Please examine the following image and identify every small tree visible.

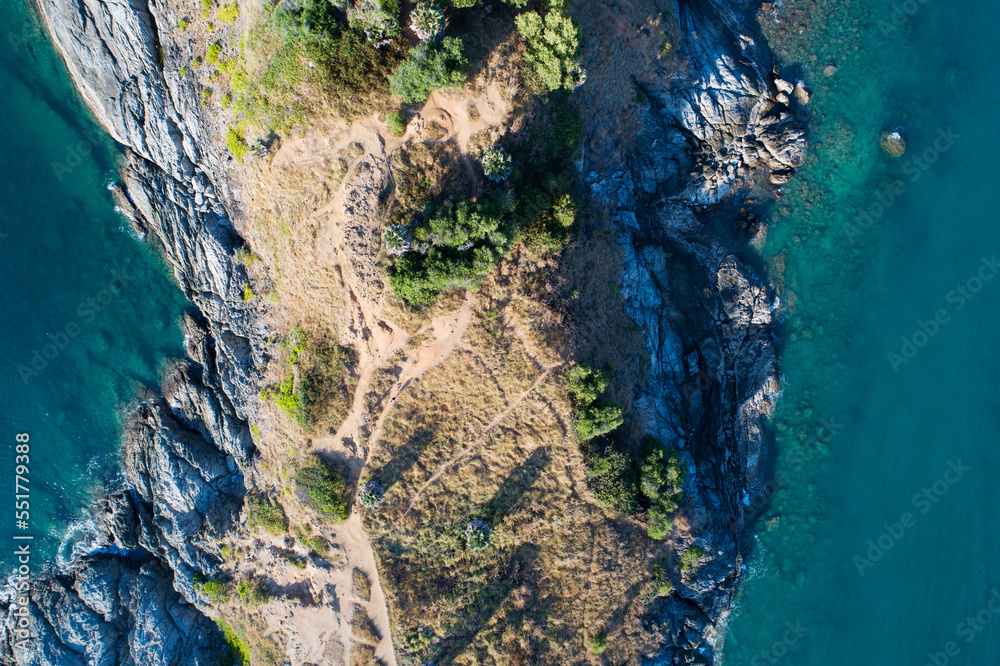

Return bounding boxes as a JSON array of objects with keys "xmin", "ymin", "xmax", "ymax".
[
  {"xmin": 411, "ymin": 2, "xmax": 446, "ymax": 41},
  {"xmin": 465, "ymin": 520, "xmax": 491, "ymax": 550},
  {"xmin": 358, "ymin": 480, "xmax": 385, "ymax": 508},
  {"xmin": 296, "ymin": 455, "xmax": 350, "ymax": 521},
  {"xmin": 515, "ymin": 4, "xmax": 586, "ymax": 92},
  {"xmin": 481, "ymin": 146, "xmax": 512, "ymax": 182}
]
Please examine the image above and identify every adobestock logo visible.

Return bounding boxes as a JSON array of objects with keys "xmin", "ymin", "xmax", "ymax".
[
  {"xmin": 853, "ymin": 459, "xmax": 969, "ymax": 576},
  {"xmin": 923, "ymin": 588, "xmax": 1000, "ymax": 666},
  {"xmin": 749, "ymin": 620, "xmax": 810, "ymax": 666},
  {"xmin": 888, "ymin": 255, "xmax": 999, "ymax": 372},
  {"xmin": 16, "ymin": 269, "xmax": 136, "ymax": 384},
  {"xmin": 878, "ymin": 0, "xmax": 932, "ymax": 38},
  {"xmin": 845, "ymin": 127, "xmax": 960, "ymax": 244}
]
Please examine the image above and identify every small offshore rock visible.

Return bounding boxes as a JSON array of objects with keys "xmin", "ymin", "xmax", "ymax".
[
  {"xmin": 880, "ymin": 130, "xmax": 906, "ymax": 157},
  {"xmin": 823, "ymin": 64, "xmax": 839, "ymax": 77},
  {"xmin": 776, "ymin": 92, "xmax": 790, "ymax": 105},
  {"xmin": 793, "ymin": 81, "xmax": 810, "ymax": 105},
  {"xmin": 774, "ymin": 77, "xmax": 794, "ymax": 94}
]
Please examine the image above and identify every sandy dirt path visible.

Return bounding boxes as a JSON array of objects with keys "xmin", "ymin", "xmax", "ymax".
[{"xmin": 265, "ymin": 85, "xmax": 508, "ymax": 665}]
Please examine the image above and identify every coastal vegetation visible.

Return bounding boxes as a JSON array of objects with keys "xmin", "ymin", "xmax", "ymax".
[
  {"xmin": 295, "ymin": 454, "xmax": 350, "ymax": 521},
  {"xmin": 246, "ymin": 495, "xmax": 288, "ymax": 535}
]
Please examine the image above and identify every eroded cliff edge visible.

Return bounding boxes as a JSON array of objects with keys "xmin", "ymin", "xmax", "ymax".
[
  {"xmin": 575, "ymin": 0, "xmax": 805, "ymax": 659},
  {"xmin": 1, "ymin": 0, "xmax": 805, "ymax": 663},
  {"xmin": 2, "ymin": 0, "xmax": 264, "ymax": 663}
]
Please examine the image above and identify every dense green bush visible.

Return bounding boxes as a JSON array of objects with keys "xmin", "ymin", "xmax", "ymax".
[
  {"xmin": 679, "ymin": 545, "xmax": 705, "ymax": 575},
  {"xmin": 567, "ymin": 364, "xmax": 624, "ymax": 441},
  {"xmin": 515, "ymin": 2, "xmax": 585, "ymax": 92},
  {"xmin": 226, "ymin": 127, "xmax": 249, "ymax": 160},
  {"xmin": 199, "ymin": 579, "xmax": 230, "ymax": 604},
  {"xmin": 296, "ymin": 455, "xmax": 350, "ymax": 521},
  {"xmin": 585, "ymin": 448, "xmax": 638, "ymax": 513},
  {"xmin": 247, "ymin": 495, "xmax": 288, "ymax": 534},
  {"xmin": 641, "ymin": 439, "xmax": 686, "ymax": 539},
  {"xmin": 389, "ymin": 36, "xmax": 467, "ymax": 103},
  {"xmin": 236, "ymin": 578, "xmax": 269, "ymax": 605},
  {"xmin": 217, "ymin": 619, "xmax": 250, "ymax": 666},
  {"xmin": 386, "ymin": 110, "xmax": 406, "ymax": 136},
  {"xmin": 218, "ymin": 2, "xmax": 240, "ymax": 24},
  {"xmin": 389, "ymin": 198, "xmax": 512, "ymax": 306}
]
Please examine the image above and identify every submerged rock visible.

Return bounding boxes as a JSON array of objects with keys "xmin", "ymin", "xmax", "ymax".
[{"xmin": 880, "ymin": 129, "xmax": 907, "ymax": 157}]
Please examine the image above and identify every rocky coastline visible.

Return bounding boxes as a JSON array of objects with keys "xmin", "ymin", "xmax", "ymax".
[{"xmin": 1, "ymin": 0, "xmax": 805, "ymax": 664}]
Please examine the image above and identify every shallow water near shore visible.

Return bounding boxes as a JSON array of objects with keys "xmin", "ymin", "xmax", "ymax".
[
  {"xmin": 0, "ymin": 2, "xmax": 189, "ymax": 570},
  {"xmin": 724, "ymin": 0, "xmax": 1000, "ymax": 663}
]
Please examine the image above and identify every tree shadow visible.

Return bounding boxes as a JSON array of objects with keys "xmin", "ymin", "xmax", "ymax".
[
  {"xmin": 374, "ymin": 426, "xmax": 437, "ymax": 494},
  {"xmin": 480, "ymin": 446, "xmax": 551, "ymax": 523},
  {"xmin": 434, "ymin": 542, "xmax": 541, "ymax": 665}
]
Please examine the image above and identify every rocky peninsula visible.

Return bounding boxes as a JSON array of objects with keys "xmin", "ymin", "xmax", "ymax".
[{"xmin": 1, "ymin": 0, "xmax": 805, "ymax": 664}]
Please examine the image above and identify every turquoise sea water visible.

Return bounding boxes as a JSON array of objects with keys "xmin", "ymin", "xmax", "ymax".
[
  {"xmin": 0, "ymin": 2, "xmax": 189, "ymax": 569},
  {"xmin": 724, "ymin": 0, "xmax": 1000, "ymax": 663}
]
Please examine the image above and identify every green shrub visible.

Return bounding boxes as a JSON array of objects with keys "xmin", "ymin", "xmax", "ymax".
[
  {"xmin": 207, "ymin": 42, "xmax": 223, "ymax": 63},
  {"xmin": 296, "ymin": 455, "xmax": 350, "ymax": 521},
  {"xmin": 202, "ymin": 0, "xmax": 215, "ymax": 9},
  {"xmin": 221, "ymin": 92, "xmax": 233, "ymax": 108},
  {"xmin": 179, "ymin": 66, "xmax": 188, "ymax": 76},
  {"xmin": 679, "ymin": 545, "xmax": 705, "ymax": 575},
  {"xmin": 586, "ymin": 448, "xmax": 638, "ymax": 513},
  {"xmin": 446, "ymin": 0, "xmax": 479, "ymax": 6},
  {"xmin": 386, "ymin": 110, "xmax": 406, "ymax": 136},
  {"xmin": 402, "ymin": 626, "xmax": 433, "ymax": 653},
  {"xmin": 389, "ymin": 198, "xmax": 512, "ymax": 307},
  {"xmin": 192, "ymin": 56, "xmax": 203, "ymax": 68},
  {"xmin": 304, "ymin": 535, "xmax": 330, "ymax": 556},
  {"xmin": 247, "ymin": 495, "xmax": 288, "ymax": 534},
  {"xmin": 226, "ymin": 127, "xmax": 249, "ymax": 160},
  {"xmin": 358, "ymin": 480, "xmax": 385, "ymax": 508},
  {"xmin": 567, "ymin": 364, "xmax": 624, "ymax": 441},
  {"xmin": 216, "ymin": 619, "xmax": 250, "ymax": 666},
  {"xmin": 589, "ymin": 635, "xmax": 607, "ymax": 655},
  {"xmin": 236, "ymin": 578, "xmax": 269, "ymax": 605},
  {"xmin": 481, "ymin": 146, "xmax": 512, "ymax": 182},
  {"xmin": 465, "ymin": 519, "xmax": 491, "ymax": 550},
  {"xmin": 218, "ymin": 2, "xmax": 240, "ymax": 25},
  {"xmin": 410, "ymin": 2, "xmax": 446, "ymax": 41},
  {"xmin": 201, "ymin": 89, "xmax": 213, "ymax": 106},
  {"xmin": 515, "ymin": 4, "xmax": 585, "ymax": 92},
  {"xmin": 652, "ymin": 562, "xmax": 674, "ymax": 596},
  {"xmin": 641, "ymin": 437, "xmax": 686, "ymax": 540},
  {"xmin": 178, "ymin": 17, "xmax": 191, "ymax": 31},
  {"xmin": 199, "ymin": 579, "xmax": 229, "ymax": 604},
  {"xmin": 389, "ymin": 36, "xmax": 467, "ymax": 103}
]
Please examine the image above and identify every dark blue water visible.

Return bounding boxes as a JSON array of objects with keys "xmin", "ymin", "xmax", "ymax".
[
  {"xmin": 0, "ymin": 2, "xmax": 189, "ymax": 569},
  {"xmin": 725, "ymin": 0, "xmax": 1000, "ymax": 663}
]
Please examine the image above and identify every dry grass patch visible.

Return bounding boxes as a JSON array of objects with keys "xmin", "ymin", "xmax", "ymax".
[
  {"xmin": 352, "ymin": 568, "xmax": 372, "ymax": 602},
  {"xmin": 361, "ymin": 308, "xmax": 660, "ymax": 665},
  {"xmin": 351, "ymin": 607, "xmax": 382, "ymax": 646}
]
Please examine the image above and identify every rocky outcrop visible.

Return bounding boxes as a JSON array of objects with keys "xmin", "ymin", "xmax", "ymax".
[
  {"xmin": 1, "ymin": 0, "xmax": 263, "ymax": 663},
  {"xmin": 576, "ymin": 0, "xmax": 806, "ymax": 662}
]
